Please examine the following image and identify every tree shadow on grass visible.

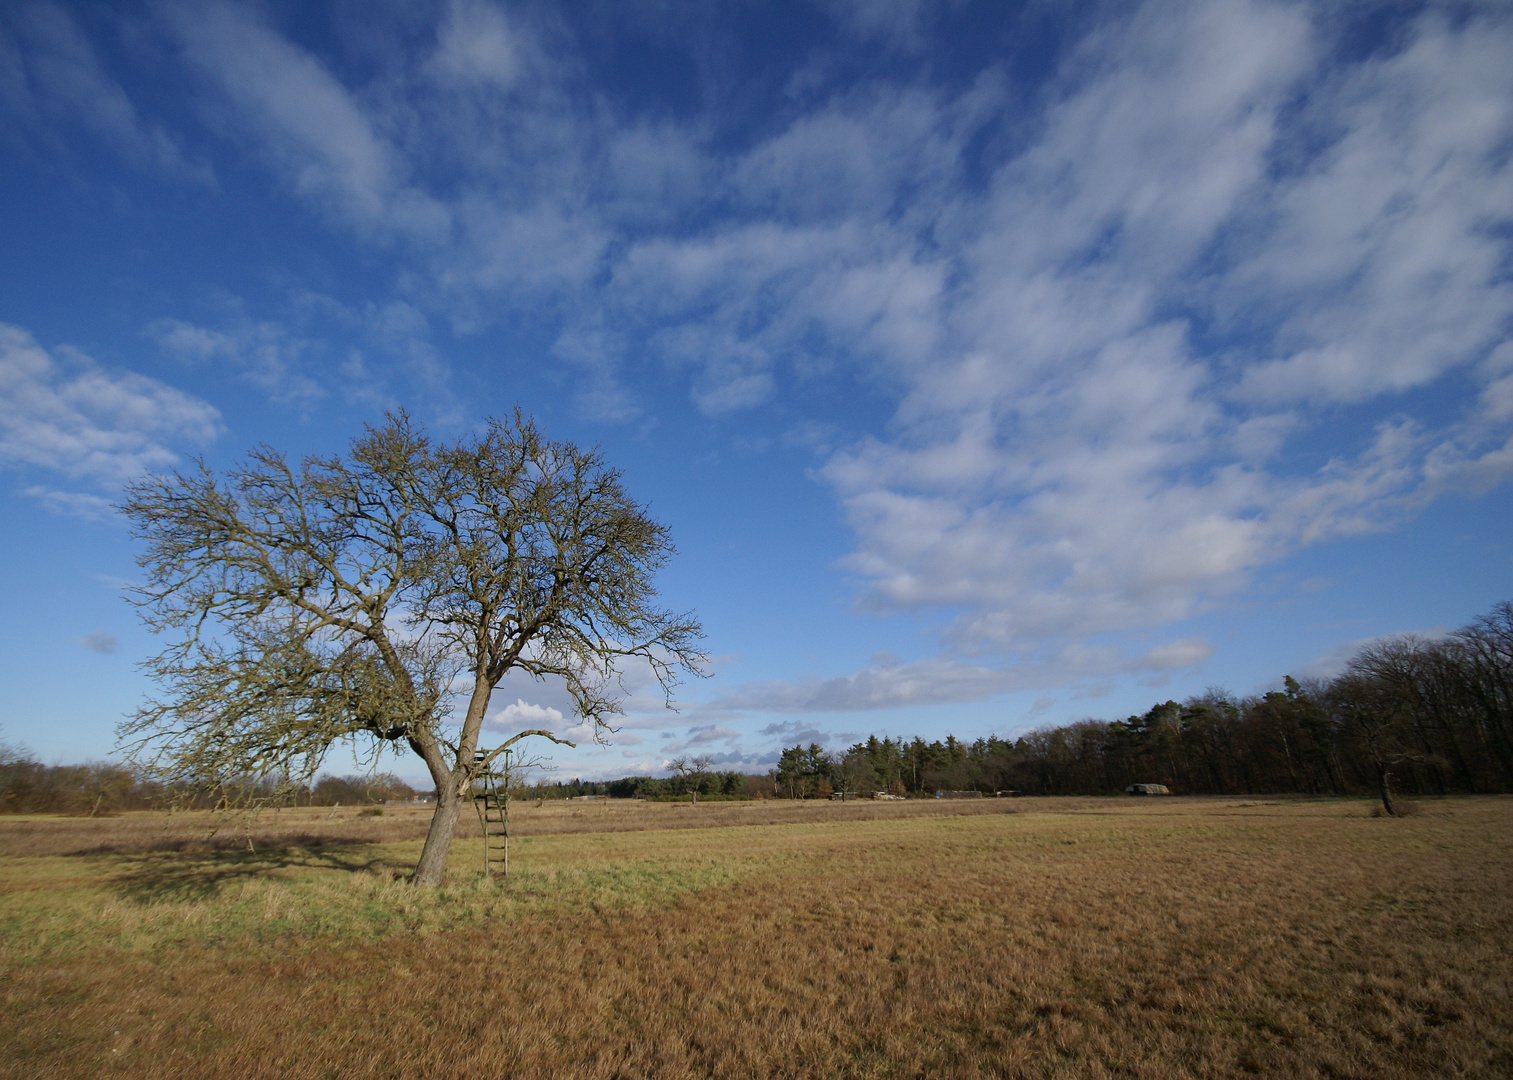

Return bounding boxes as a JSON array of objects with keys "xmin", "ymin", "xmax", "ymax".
[
  {"xmin": 69, "ymin": 828, "xmax": 396, "ymax": 857},
  {"xmin": 90, "ymin": 842, "xmax": 396, "ymax": 904}
]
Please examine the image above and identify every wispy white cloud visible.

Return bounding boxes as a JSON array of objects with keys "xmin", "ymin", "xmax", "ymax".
[
  {"xmin": 162, "ymin": 0, "xmax": 448, "ymax": 239},
  {"xmin": 145, "ymin": 291, "xmax": 457, "ymax": 414},
  {"xmin": 1231, "ymin": 12, "xmax": 1513, "ymax": 405},
  {"xmin": 680, "ymin": 636, "xmax": 1212, "ymax": 717},
  {"xmin": 23, "ymin": 485, "xmax": 114, "ymax": 521},
  {"xmin": 822, "ymin": 0, "xmax": 934, "ymax": 51},
  {"xmin": 814, "ymin": 0, "xmax": 1513, "ymax": 656},
  {"xmin": 0, "ymin": 322, "xmax": 221, "ymax": 496},
  {"xmin": 147, "ymin": 316, "xmax": 325, "ymax": 407},
  {"xmin": 0, "ymin": 2, "xmax": 209, "ymax": 179},
  {"xmin": 428, "ymin": 0, "xmax": 526, "ymax": 91},
  {"xmin": 415, "ymin": 0, "xmax": 1510, "ymax": 701}
]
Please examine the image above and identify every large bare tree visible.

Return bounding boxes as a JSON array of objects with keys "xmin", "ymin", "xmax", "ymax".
[{"xmin": 119, "ymin": 412, "xmax": 704, "ymax": 885}]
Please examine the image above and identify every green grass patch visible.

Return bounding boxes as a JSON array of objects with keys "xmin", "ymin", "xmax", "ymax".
[{"xmin": 0, "ymin": 832, "xmax": 759, "ymax": 964}]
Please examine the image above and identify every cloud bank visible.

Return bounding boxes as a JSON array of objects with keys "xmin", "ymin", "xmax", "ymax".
[
  {"xmin": 6, "ymin": 0, "xmax": 1510, "ymax": 719},
  {"xmin": 129, "ymin": 0, "xmax": 1512, "ymax": 663}
]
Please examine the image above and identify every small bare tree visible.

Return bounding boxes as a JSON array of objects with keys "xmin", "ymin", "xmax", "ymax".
[
  {"xmin": 665, "ymin": 753, "xmax": 713, "ymax": 803},
  {"xmin": 1332, "ymin": 640, "xmax": 1443, "ymax": 817},
  {"xmin": 690, "ymin": 753, "xmax": 713, "ymax": 804},
  {"xmin": 119, "ymin": 412, "xmax": 704, "ymax": 885}
]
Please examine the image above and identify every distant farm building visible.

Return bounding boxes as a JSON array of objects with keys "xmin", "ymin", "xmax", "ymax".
[{"xmin": 1125, "ymin": 783, "xmax": 1171, "ymax": 796}]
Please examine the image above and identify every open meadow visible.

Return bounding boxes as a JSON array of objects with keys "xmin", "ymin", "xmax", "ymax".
[{"xmin": 1, "ymin": 796, "xmax": 1510, "ymax": 1079}]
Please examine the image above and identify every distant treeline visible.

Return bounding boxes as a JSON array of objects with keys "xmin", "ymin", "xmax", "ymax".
[
  {"xmin": 0, "ymin": 757, "xmax": 151, "ymax": 816},
  {"xmin": 0, "ymin": 752, "xmax": 420, "ymax": 815},
  {"xmin": 522, "ymin": 771, "xmax": 757, "ymax": 801},
  {"xmin": 777, "ymin": 601, "xmax": 1513, "ymax": 805}
]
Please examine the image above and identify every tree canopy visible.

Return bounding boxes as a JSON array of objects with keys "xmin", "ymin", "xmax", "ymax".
[{"xmin": 119, "ymin": 412, "xmax": 704, "ymax": 883}]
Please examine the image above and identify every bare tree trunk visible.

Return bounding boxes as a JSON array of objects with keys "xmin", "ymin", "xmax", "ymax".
[
  {"xmin": 410, "ymin": 676, "xmax": 493, "ymax": 887},
  {"xmin": 1280, "ymin": 733, "xmax": 1301, "ymax": 791},
  {"xmin": 1375, "ymin": 760, "xmax": 1397, "ymax": 817},
  {"xmin": 413, "ymin": 781, "xmax": 465, "ymax": 885}
]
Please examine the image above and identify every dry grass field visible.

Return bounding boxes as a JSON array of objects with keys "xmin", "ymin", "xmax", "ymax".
[{"xmin": 1, "ymin": 796, "xmax": 1509, "ymax": 1079}]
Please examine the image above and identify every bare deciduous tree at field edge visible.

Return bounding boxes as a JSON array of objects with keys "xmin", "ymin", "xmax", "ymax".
[
  {"xmin": 119, "ymin": 411, "xmax": 705, "ymax": 885},
  {"xmin": 1332, "ymin": 642, "xmax": 1444, "ymax": 817}
]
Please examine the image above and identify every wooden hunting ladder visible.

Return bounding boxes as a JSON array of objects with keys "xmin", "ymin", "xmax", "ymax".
[{"xmin": 472, "ymin": 750, "xmax": 511, "ymax": 880}]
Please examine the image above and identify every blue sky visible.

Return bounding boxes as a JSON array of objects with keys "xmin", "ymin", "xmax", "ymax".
[{"xmin": 1, "ymin": 0, "xmax": 1510, "ymax": 784}]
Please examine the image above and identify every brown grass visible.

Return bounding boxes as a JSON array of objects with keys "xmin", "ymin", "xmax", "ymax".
[
  {"xmin": 0, "ymin": 795, "xmax": 1094, "ymax": 857},
  {"xmin": 2, "ymin": 796, "xmax": 1510, "ymax": 1078}
]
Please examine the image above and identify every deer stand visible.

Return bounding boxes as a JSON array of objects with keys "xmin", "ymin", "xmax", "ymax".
[{"xmin": 472, "ymin": 751, "xmax": 511, "ymax": 881}]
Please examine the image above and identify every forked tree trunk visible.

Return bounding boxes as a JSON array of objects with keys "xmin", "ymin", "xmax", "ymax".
[{"xmin": 413, "ymin": 781, "xmax": 466, "ymax": 886}]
